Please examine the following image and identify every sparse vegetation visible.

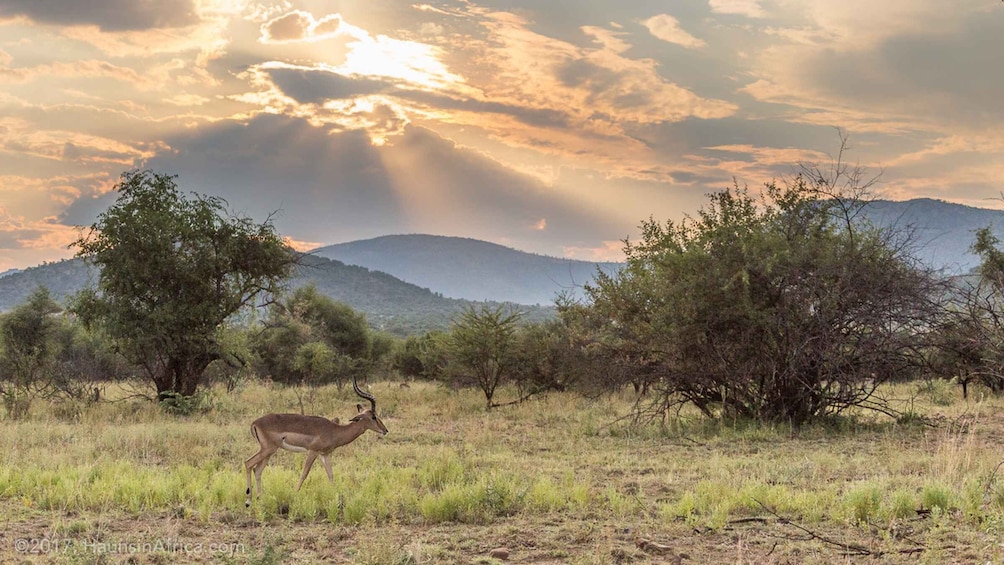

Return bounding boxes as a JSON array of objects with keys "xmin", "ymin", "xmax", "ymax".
[
  {"xmin": 9, "ymin": 163, "xmax": 1004, "ymax": 563},
  {"xmin": 3, "ymin": 380, "xmax": 1004, "ymax": 562}
]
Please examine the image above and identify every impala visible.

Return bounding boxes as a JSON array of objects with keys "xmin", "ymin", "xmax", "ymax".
[{"xmin": 244, "ymin": 377, "xmax": 388, "ymax": 507}]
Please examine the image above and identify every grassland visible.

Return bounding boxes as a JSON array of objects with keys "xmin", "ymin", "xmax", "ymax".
[{"xmin": 2, "ymin": 379, "xmax": 1004, "ymax": 564}]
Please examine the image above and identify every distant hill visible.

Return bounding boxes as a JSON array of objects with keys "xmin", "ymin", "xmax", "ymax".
[
  {"xmin": 0, "ymin": 255, "xmax": 553, "ymax": 336},
  {"xmin": 860, "ymin": 199, "xmax": 1004, "ymax": 273},
  {"xmin": 0, "ymin": 260, "xmax": 99, "ymax": 308},
  {"xmin": 293, "ymin": 254, "xmax": 553, "ymax": 334},
  {"xmin": 312, "ymin": 234, "xmax": 621, "ymax": 305},
  {"xmin": 2, "ymin": 198, "xmax": 1003, "ymax": 330}
]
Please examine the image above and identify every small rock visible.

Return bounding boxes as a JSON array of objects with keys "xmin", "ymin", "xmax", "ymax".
[
  {"xmin": 635, "ymin": 537, "xmax": 673, "ymax": 554},
  {"xmin": 489, "ymin": 547, "xmax": 510, "ymax": 560}
]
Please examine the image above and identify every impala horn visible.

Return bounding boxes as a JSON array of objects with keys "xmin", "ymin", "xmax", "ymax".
[{"xmin": 353, "ymin": 376, "xmax": 377, "ymax": 414}]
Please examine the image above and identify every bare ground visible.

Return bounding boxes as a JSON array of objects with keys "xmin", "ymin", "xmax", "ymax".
[{"xmin": 2, "ymin": 500, "xmax": 996, "ymax": 564}]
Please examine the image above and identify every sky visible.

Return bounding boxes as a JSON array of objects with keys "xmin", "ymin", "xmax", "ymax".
[{"xmin": 0, "ymin": 0, "xmax": 1002, "ymax": 271}]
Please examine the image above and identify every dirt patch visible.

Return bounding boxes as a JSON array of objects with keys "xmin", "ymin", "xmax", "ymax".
[{"xmin": 1, "ymin": 501, "xmax": 993, "ymax": 564}]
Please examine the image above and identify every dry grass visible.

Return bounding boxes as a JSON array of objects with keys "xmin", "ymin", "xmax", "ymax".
[{"xmin": 3, "ymin": 379, "xmax": 1004, "ymax": 563}]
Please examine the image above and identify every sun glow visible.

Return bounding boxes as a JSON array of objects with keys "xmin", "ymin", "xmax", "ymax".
[{"xmin": 337, "ymin": 22, "xmax": 464, "ymax": 91}]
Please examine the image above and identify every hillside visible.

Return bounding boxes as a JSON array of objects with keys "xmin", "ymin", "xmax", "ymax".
[
  {"xmin": 0, "ymin": 259, "xmax": 99, "ymax": 308},
  {"xmin": 2, "ymin": 198, "xmax": 1003, "ymax": 329},
  {"xmin": 292, "ymin": 254, "xmax": 554, "ymax": 334},
  {"xmin": 860, "ymin": 198, "xmax": 1004, "ymax": 273},
  {"xmin": 312, "ymin": 234, "xmax": 621, "ymax": 305},
  {"xmin": 0, "ymin": 256, "xmax": 553, "ymax": 336}
]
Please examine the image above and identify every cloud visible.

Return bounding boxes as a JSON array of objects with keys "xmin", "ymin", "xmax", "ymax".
[
  {"xmin": 0, "ymin": 117, "xmax": 154, "ymax": 171},
  {"xmin": 563, "ymin": 240, "xmax": 625, "ymax": 262},
  {"xmin": 709, "ymin": 0, "xmax": 767, "ymax": 18},
  {"xmin": 0, "ymin": 0, "xmax": 198, "ymax": 31},
  {"xmin": 400, "ymin": 9, "xmax": 739, "ymax": 182},
  {"xmin": 262, "ymin": 65, "xmax": 394, "ymax": 103},
  {"xmin": 0, "ymin": 57, "xmax": 155, "ymax": 88},
  {"xmin": 259, "ymin": 10, "xmax": 343, "ymax": 43},
  {"xmin": 741, "ymin": 4, "xmax": 1004, "ymax": 133},
  {"xmin": 140, "ymin": 114, "xmax": 626, "ymax": 257},
  {"xmin": 0, "ymin": 173, "xmax": 108, "ymax": 270},
  {"xmin": 643, "ymin": 14, "xmax": 706, "ymax": 49}
]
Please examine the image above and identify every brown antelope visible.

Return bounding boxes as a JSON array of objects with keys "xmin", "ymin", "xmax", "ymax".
[{"xmin": 244, "ymin": 376, "xmax": 388, "ymax": 507}]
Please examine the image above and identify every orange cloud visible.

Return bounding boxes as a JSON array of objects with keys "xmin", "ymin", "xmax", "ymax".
[
  {"xmin": 563, "ymin": 240, "xmax": 625, "ymax": 262},
  {"xmin": 259, "ymin": 10, "xmax": 343, "ymax": 43},
  {"xmin": 643, "ymin": 14, "xmax": 706, "ymax": 49}
]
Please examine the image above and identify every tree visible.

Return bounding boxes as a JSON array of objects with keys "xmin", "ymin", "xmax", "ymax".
[
  {"xmin": 391, "ymin": 331, "xmax": 451, "ymax": 381},
  {"xmin": 253, "ymin": 285, "xmax": 371, "ymax": 389},
  {"xmin": 72, "ymin": 170, "xmax": 296, "ymax": 401},
  {"xmin": 581, "ymin": 175, "xmax": 944, "ymax": 425},
  {"xmin": 936, "ymin": 227, "xmax": 1004, "ymax": 397},
  {"xmin": 0, "ymin": 287, "xmax": 62, "ymax": 418},
  {"xmin": 509, "ymin": 319, "xmax": 595, "ymax": 399},
  {"xmin": 448, "ymin": 305, "xmax": 521, "ymax": 409}
]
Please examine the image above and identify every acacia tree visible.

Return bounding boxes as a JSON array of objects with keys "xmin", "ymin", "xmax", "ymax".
[
  {"xmin": 72, "ymin": 170, "xmax": 295, "ymax": 400},
  {"xmin": 933, "ymin": 227, "xmax": 1004, "ymax": 397},
  {"xmin": 253, "ymin": 285, "xmax": 372, "ymax": 389},
  {"xmin": 582, "ymin": 175, "xmax": 945, "ymax": 425},
  {"xmin": 448, "ymin": 305, "xmax": 521, "ymax": 409}
]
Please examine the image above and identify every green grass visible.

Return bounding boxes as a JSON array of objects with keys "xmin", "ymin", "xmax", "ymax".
[{"xmin": 4, "ymin": 379, "xmax": 1004, "ymax": 562}]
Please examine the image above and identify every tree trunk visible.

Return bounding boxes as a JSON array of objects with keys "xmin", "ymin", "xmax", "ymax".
[{"xmin": 153, "ymin": 354, "xmax": 213, "ymax": 400}]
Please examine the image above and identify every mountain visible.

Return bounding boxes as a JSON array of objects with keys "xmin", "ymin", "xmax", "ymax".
[
  {"xmin": 1, "ymin": 198, "xmax": 1002, "ymax": 331},
  {"xmin": 859, "ymin": 199, "xmax": 1004, "ymax": 273},
  {"xmin": 312, "ymin": 234, "xmax": 621, "ymax": 305},
  {"xmin": 0, "ymin": 255, "xmax": 553, "ymax": 335},
  {"xmin": 292, "ymin": 254, "xmax": 553, "ymax": 334},
  {"xmin": 0, "ymin": 259, "xmax": 99, "ymax": 308}
]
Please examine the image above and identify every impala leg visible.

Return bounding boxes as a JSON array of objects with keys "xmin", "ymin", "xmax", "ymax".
[
  {"xmin": 295, "ymin": 451, "xmax": 319, "ymax": 491},
  {"xmin": 245, "ymin": 448, "xmax": 271, "ymax": 507},
  {"xmin": 254, "ymin": 453, "xmax": 273, "ymax": 499},
  {"xmin": 245, "ymin": 457, "xmax": 255, "ymax": 507},
  {"xmin": 321, "ymin": 454, "xmax": 334, "ymax": 483}
]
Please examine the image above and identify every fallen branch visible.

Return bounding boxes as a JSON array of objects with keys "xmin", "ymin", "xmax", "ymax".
[{"xmin": 751, "ymin": 498, "xmax": 953, "ymax": 558}]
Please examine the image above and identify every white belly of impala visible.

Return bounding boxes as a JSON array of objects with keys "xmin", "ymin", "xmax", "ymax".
[{"xmin": 280, "ymin": 437, "xmax": 308, "ymax": 452}]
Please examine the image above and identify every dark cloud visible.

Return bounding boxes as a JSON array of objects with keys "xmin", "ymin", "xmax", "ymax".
[
  {"xmin": 137, "ymin": 114, "xmax": 621, "ymax": 253},
  {"xmin": 799, "ymin": 13, "xmax": 1004, "ymax": 127},
  {"xmin": 59, "ymin": 190, "xmax": 118, "ymax": 228},
  {"xmin": 0, "ymin": 0, "xmax": 199, "ymax": 31},
  {"xmin": 260, "ymin": 11, "xmax": 341, "ymax": 43},
  {"xmin": 260, "ymin": 11, "xmax": 311, "ymax": 42},
  {"xmin": 667, "ymin": 170, "xmax": 723, "ymax": 185},
  {"xmin": 264, "ymin": 67, "xmax": 393, "ymax": 103},
  {"xmin": 0, "ymin": 230, "xmax": 42, "ymax": 250},
  {"xmin": 144, "ymin": 114, "xmax": 402, "ymax": 244},
  {"xmin": 399, "ymin": 90, "xmax": 573, "ymax": 129},
  {"xmin": 260, "ymin": 65, "xmax": 573, "ymax": 129},
  {"xmin": 556, "ymin": 59, "xmax": 618, "ymax": 91}
]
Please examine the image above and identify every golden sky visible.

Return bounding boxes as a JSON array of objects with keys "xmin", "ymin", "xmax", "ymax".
[{"xmin": 0, "ymin": 0, "xmax": 1002, "ymax": 271}]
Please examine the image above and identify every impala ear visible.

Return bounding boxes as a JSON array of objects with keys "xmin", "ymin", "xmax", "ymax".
[{"xmin": 356, "ymin": 403, "xmax": 363, "ymax": 413}]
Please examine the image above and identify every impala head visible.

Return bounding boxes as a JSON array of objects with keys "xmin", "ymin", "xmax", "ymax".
[{"xmin": 352, "ymin": 376, "xmax": 388, "ymax": 436}]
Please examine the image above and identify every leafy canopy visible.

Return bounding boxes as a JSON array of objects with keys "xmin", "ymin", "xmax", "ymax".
[
  {"xmin": 253, "ymin": 284, "xmax": 372, "ymax": 388},
  {"xmin": 582, "ymin": 176, "xmax": 942, "ymax": 425},
  {"xmin": 72, "ymin": 170, "xmax": 296, "ymax": 398}
]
